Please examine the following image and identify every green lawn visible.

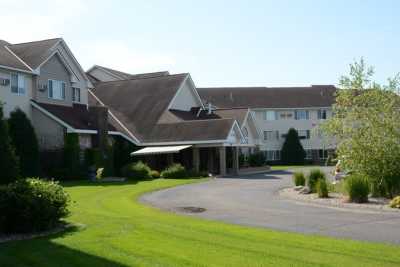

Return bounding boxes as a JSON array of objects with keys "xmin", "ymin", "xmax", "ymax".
[
  {"xmin": 1, "ymin": 179, "xmax": 399, "ymax": 267},
  {"xmin": 270, "ymin": 165, "xmax": 314, "ymax": 171}
]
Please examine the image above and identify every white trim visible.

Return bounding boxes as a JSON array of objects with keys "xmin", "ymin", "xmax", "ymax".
[
  {"xmin": 88, "ymin": 89, "xmax": 140, "ymax": 144},
  {"xmin": 108, "ymin": 131, "xmax": 137, "ymax": 144},
  {"xmin": 187, "ymin": 74, "xmax": 205, "ymax": 109},
  {"xmin": 4, "ymin": 46, "xmax": 34, "ymax": 72},
  {"xmin": 31, "ymin": 100, "xmax": 74, "ymax": 131},
  {"xmin": 47, "ymin": 79, "xmax": 66, "ymax": 100},
  {"xmin": 0, "ymin": 64, "xmax": 35, "ymax": 75},
  {"xmin": 9, "ymin": 72, "xmax": 26, "ymax": 96},
  {"xmin": 247, "ymin": 109, "xmax": 262, "ymax": 139},
  {"xmin": 68, "ymin": 129, "xmax": 97, "ymax": 134},
  {"xmin": 166, "ymin": 74, "xmax": 204, "ymax": 111},
  {"xmin": 226, "ymin": 120, "xmax": 246, "ymax": 144}
]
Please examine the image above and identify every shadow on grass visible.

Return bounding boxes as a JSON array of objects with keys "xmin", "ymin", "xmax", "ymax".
[
  {"xmin": 61, "ymin": 179, "xmax": 139, "ymax": 188},
  {"xmin": 0, "ymin": 225, "xmax": 129, "ymax": 267}
]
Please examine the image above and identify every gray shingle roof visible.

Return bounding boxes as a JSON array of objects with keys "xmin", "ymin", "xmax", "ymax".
[
  {"xmin": 90, "ymin": 73, "xmax": 189, "ymax": 141},
  {"xmin": 0, "ymin": 41, "xmax": 31, "ymax": 71},
  {"xmin": 93, "ymin": 65, "xmax": 170, "ymax": 80},
  {"xmin": 197, "ymin": 85, "xmax": 337, "ymax": 109},
  {"xmin": 90, "ymin": 73, "xmax": 237, "ymax": 144},
  {"xmin": 7, "ymin": 38, "xmax": 61, "ymax": 69}
]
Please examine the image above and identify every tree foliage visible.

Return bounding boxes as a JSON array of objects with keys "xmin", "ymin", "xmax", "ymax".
[
  {"xmin": 0, "ymin": 105, "xmax": 20, "ymax": 184},
  {"xmin": 8, "ymin": 108, "xmax": 40, "ymax": 177},
  {"xmin": 63, "ymin": 133, "xmax": 81, "ymax": 179},
  {"xmin": 281, "ymin": 128, "xmax": 306, "ymax": 165},
  {"xmin": 321, "ymin": 58, "xmax": 400, "ymax": 197}
]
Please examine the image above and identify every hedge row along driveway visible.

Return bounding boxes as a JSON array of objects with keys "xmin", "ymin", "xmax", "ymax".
[{"xmin": 1, "ymin": 178, "xmax": 399, "ymax": 267}]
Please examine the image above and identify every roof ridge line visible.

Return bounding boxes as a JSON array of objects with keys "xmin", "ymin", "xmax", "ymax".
[
  {"xmin": 95, "ymin": 73, "xmax": 188, "ymax": 84},
  {"xmin": 10, "ymin": 37, "xmax": 62, "ymax": 46}
]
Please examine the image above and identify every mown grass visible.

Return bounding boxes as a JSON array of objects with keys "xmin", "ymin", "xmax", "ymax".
[{"xmin": 1, "ymin": 178, "xmax": 399, "ymax": 267}]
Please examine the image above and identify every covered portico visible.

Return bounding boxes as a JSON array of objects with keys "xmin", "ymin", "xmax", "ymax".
[{"xmin": 131, "ymin": 143, "xmax": 251, "ymax": 176}]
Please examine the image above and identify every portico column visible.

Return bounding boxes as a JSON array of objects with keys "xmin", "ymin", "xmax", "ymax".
[
  {"xmin": 192, "ymin": 147, "xmax": 200, "ymax": 172},
  {"xmin": 232, "ymin": 146, "xmax": 239, "ymax": 175},
  {"xmin": 207, "ymin": 148, "xmax": 214, "ymax": 173},
  {"xmin": 219, "ymin": 147, "xmax": 226, "ymax": 176},
  {"xmin": 167, "ymin": 153, "xmax": 174, "ymax": 166}
]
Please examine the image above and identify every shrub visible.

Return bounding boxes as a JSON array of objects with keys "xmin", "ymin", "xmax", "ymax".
[
  {"xmin": 389, "ymin": 196, "xmax": 400, "ymax": 209},
  {"xmin": 293, "ymin": 172, "xmax": 306, "ymax": 186},
  {"xmin": 63, "ymin": 133, "xmax": 81, "ymax": 180},
  {"xmin": 150, "ymin": 170, "xmax": 160, "ymax": 179},
  {"xmin": 248, "ymin": 152, "xmax": 266, "ymax": 167},
  {"xmin": 281, "ymin": 128, "xmax": 306, "ymax": 165},
  {"xmin": 161, "ymin": 164, "xmax": 187, "ymax": 179},
  {"xmin": 8, "ymin": 108, "xmax": 40, "ymax": 177},
  {"xmin": 0, "ymin": 178, "xmax": 70, "ymax": 233},
  {"xmin": 344, "ymin": 174, "xmax": 370, "ymax": 203},
  {"xmin": 121, "ymin": 161, "xmax": 152, "ymax": 180},
  {"xmin": 113, "ymin": 137, "xmax": 138, "ymax": 176},
  {"xmin": 316, "ymin": 179, "xmax": 329, "ymax": 198},
  {"xmin": 307, "ymin": 169, "xmax": 326, "ymax": 193},
  {"xmin": 0, "ymin": 105, "xmax": 20, "ymax": 184}
]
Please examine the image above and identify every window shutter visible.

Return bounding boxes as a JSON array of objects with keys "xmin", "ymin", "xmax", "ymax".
[
  {"xmin": 48, "ymin": 80, "xmax": 53, "ymax": 98},
  {"xmin": 18, "ymin": 74, "xmax": 25, "ymax": 94},
  {"xmin": 62, "ymin": 83, "xmax": 66, "ymax": 99}
]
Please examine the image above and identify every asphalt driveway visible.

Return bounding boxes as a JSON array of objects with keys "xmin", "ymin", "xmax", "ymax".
[{"xmin": 141, "ymin": 167, "xmax": 400, "ymax": 244}]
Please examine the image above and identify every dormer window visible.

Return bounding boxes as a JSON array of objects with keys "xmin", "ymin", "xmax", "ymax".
[
  {"xmin": 48, "ymin": 80, "xmax": 65, "ymax": 100},
  {"xmin": 11, "ymin": 73, "xmax": 25, "ymax": 95},
  {"xmin": 72, "ymin": 87, "xmax": 81, "ymax": 103}
]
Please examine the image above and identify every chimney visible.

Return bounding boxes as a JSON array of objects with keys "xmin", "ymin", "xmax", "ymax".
[{"xmin": 89, "ymin": 106, "xmax": 109, "ymax": 153}]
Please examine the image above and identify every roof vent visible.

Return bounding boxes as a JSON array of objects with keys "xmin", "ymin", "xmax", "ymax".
[{"xmin": 205, "ymin": 102, "xmax": 216, "ymax": 115}]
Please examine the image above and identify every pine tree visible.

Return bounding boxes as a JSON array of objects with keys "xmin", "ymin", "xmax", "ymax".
[
  {"xmin": 281, "ymin": 128, "xmax": 306, "ymax": 165},
  {"xmin": 8, "ymin": 108, "xmax": 40, "ymax": 177},
  {"xmin": 0, "ymin": 105, "xmax": 20, "ymax": 184}
]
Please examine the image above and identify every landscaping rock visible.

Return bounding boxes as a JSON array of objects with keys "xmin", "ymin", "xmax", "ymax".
[{"xmin": 299, "ymin": 187, "xmax": 312, "ymax": 194}]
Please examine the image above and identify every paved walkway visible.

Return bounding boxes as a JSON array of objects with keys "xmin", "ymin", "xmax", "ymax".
[{"xmin": 141, "ymin": 167, "xmax": 400, "ymax": 244}]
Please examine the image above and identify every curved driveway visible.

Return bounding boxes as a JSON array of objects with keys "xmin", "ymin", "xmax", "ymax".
[{"xmin": 141, "ymin": 168, "xmax": 400, "ymax": 244}]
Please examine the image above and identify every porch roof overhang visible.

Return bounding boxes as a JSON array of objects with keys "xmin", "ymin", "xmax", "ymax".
[{"xmin": 131, "ymin": 145, "xmax": 192, "ymax": 156}]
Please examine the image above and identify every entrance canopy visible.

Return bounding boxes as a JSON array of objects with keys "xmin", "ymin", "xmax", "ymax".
[{"xmin": 131, "ymin": 145, "xmax": 192, "ymax": 156}]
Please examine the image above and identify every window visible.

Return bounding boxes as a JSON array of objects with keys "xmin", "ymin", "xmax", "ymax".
[
  {"xmin": 10, "ymin": 73, "xmax": 25, "ymax": 95},
  {"xmin": 48, "ymin": 80, "xmax": 66, "ymax": 100},
  {"xmin": 264, "ymin": 110, "xmax": 277, "ymax": 121},
  {"xmin": 318, "ymin": 109, "xmax": 327, "ymax": 120},
  {"xmin": 264, "ymin": 130, "xmax": 279, "ymax": 141},
  {"xmin": 319, "ymin": 149, "xmax": 328, "ymax": 159},
  {"xmin": 298, "ymin": 130, "xmax": 311, "ymax": 139},
  {"xmin": 279, "ymin": 112, "xmax": 293, "ymax": 119},
  {"xmin": 72, "ymin": 87, "xmax": 81, "ymax": 103},
  {"xmin": 265, "ymin": 150, "xmax": 281, "ymax": 161},
  {"xmin": 305, "ymin": 149, "xmax": 312, "ymax": 159},
  {"xmin": 295, "ymin": 110, "xmax": 309, "ymax": 120}
]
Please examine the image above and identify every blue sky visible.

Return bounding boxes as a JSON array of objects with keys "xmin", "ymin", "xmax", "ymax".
[{"xmin": 1, "ymin": 0, "xmax": 399, "ymax": 87}]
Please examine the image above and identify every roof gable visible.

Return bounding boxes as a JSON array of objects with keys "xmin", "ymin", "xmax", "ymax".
[{"xmin": 8, "ymin": 38, "xmax": 61, "ymax": 70}]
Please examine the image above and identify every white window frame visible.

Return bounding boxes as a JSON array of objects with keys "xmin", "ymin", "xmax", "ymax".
[
  {"xmin": 48, "ymin": 79, "xmax": 66, "ymax": 100},
  {"xmin": 263, "ymin": 130, "xmax": 279, "ymax": 141},
  {"xmin": 318, "ymin": 109, "xmax": 327, "ymax": 120},
  {"xmin": 72, "ymin": 87, "xmax": 81, "ymax": 103},
  {"xmin": 305, "ymin": 149, "xmax": 312, "ymax": 159},
  {"xmin": 264, "ymin": 110, "xmax": 277, "ymax": 121},
  {"xmin": 298, "ymin": 130, "xmax": 311, "ymax": 139},
  {"xmin": 10, "ymin": 73, "xmax": 25, "ymax": 95},
  {"xmin": 295, "ymin": 110, "xmax": 309, "ymax": 120}
]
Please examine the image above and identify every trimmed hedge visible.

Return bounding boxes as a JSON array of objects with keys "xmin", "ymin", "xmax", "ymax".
[
  {"xmin": 150, "ymin": 170, "xmax": 160, "ymax": 179},
  {"xmin": 0, "ymin": 178, "xmax": 70, "ymax": 233},
  {"xmin": 316, "ymin": 179, "xmax": 329, "ymax": 198},
  {"xmin": 121, "ymin": 161, "xmax": 152, "ymax": 180},
  {"xmin": 345, "ymin": 174, "xmax": 370, "ymax": 203},
  {"xmin": 161, "ymin": 164, "xmax": 187, "ymax": 179},
  {"xmin": 307, "ymin": 169, "xmax": 326, "ymax": 193},
  {"xmin": 248, "ymin": 152, "xmax": 266, "ymax": 167},
  {"xmin": 293, "ymin": 172, "xmax": 306, "ymax": 186}
]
